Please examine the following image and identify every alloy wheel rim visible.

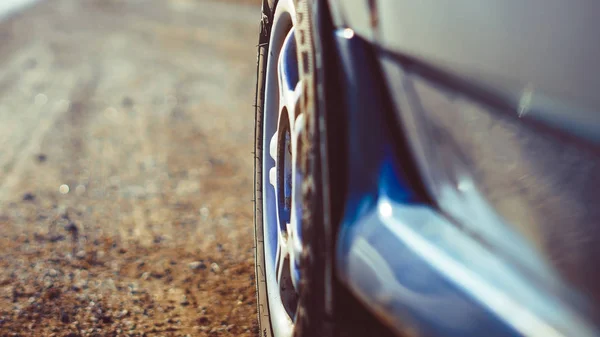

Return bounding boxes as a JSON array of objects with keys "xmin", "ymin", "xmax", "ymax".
[{"xmin": 262, "ymin": 0, "xmax": 305, "ymax": 336}]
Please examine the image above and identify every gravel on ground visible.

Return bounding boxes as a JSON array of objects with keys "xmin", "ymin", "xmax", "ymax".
[{"xmin": 0, "ymin": 0, "xmax": 260, "ymax": 336}]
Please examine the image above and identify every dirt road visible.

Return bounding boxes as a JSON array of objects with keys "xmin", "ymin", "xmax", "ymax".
[{"xmin": 0, "ymin": 0, "xmax": 260, "ymax": 335}]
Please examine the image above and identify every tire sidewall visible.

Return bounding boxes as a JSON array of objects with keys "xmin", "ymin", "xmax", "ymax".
[{"xmin": 254, "ymin": 4, "xmax": 274, "ymax": 335}]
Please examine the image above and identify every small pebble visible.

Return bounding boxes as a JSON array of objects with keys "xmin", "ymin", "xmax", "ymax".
[
  {"xmin": 22, "ymin": 193, "xmax": 35, "ymax": 201},
  {"xmin": 59, "ymin": 184, "xmax": 70, "ymax": 194},
  {"xmin": 122, "ymin": 96, "xmax": 134, "ymax": 108},
  {"xmin": 188, "ymin": 261, "xmax": 206, "ymax": 270},
  {"xmin": 75, "ymin": 250, "xmax": 86, "ymax": 260},
  {"xmin": 60, "ymin": 310, "xmax": 70, "ymax": 324}
]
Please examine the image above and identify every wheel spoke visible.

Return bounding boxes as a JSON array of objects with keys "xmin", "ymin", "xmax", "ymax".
[
  {"xmin": 270, "ymin": 131, "xmax": 278, "ymax": 161},
  {"xmin": 269, "ymin": 166, "xmax": 277, "ymax": 188},
  {"xmin": 275, "ymin": 227, "xmax": 299, "ymax": 316},
  {"xmin": 288, "ymin": 112, "xmax": 304, "ymax": 290},
  {"xmin": 275, "ymin": 236, "xmax": 288, "ymax": 285},
  {"xmin": 278, "ymin": 29, "xmax": 302, "ymax": 128}
]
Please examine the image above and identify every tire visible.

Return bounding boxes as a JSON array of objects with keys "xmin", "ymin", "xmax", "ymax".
[
  {"xmin": 253, "ymin": 0, "xmax": 332, "ymax": 336},
  {"xmin": 253, "ymin": 1, "xmax": 401, "ymax": 336}
]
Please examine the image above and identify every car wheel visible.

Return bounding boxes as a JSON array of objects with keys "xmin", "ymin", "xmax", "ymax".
[{"xmin": 253, "ymin": 0, "xmax": 332, "ymax": 336}]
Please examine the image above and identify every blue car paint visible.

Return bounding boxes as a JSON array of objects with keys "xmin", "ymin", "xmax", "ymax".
[
  {"xmin": 378, "ymin": 53, "xmax": 600, "ymax": 310},
  {"xmin": 332, "ymin": 31, "xmax": 599, "ymax": 337}
]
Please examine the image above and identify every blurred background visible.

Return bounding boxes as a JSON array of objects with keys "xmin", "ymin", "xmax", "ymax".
[{"xmin": 0, "ymin": 0, "xmax": 261, "ymax": 336}]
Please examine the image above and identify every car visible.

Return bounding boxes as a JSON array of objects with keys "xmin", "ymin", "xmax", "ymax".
[{"xmin": 252, "ymin": 1, "xmax": 600, "ymax": 336}]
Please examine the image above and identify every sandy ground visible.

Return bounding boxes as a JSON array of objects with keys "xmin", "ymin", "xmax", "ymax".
[{"xmin": 0, "ymin": 0, "xmax": 261, "ymax": 336}]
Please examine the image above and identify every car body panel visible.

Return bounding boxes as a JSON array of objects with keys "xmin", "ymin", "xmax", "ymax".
[
  {"xmin": 328, "ymin": 0, "xmax": 600, "ymax": 144},
  {"xmin": 379, "ymin": 55, "xmax": 600, "ymax": 310},
  {"xmin": 331, "ymin": 27, "xmax": 600, "ymax": 336}
]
